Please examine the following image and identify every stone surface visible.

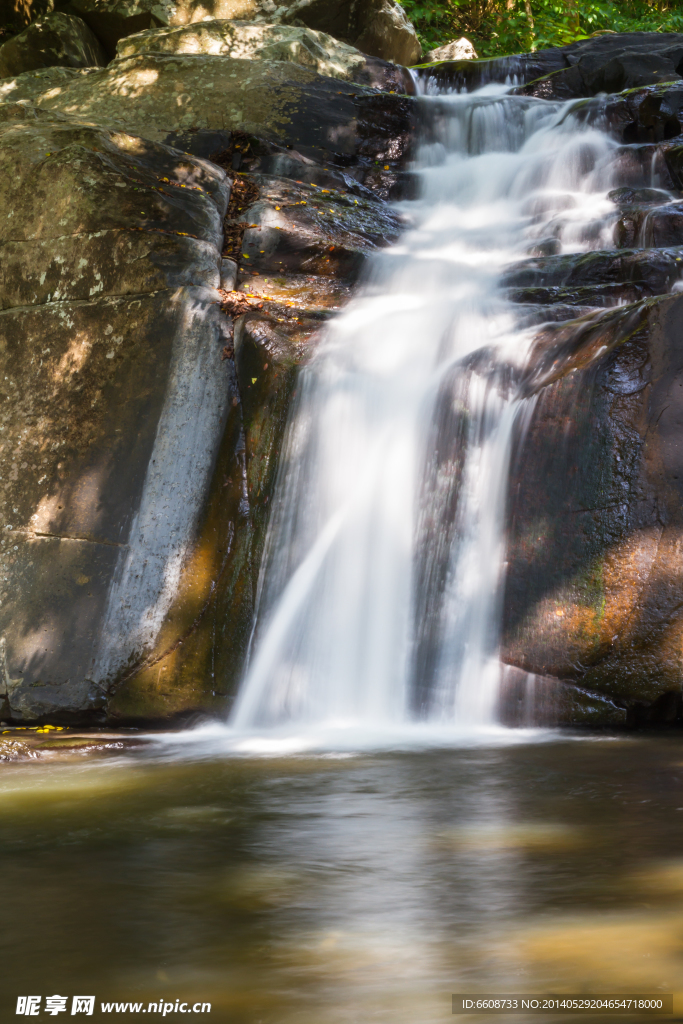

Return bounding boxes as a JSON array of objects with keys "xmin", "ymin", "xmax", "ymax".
[
  {"xmin": 63, "ymin": 0, "xmax": 261, "ymax": 56},
  {"xmin": 115, "ymin": 20, "xmax": 413, "ymax": 91},
  {"xmin": 498, "ymin": 664, "xmax": 628, "ymax": 728},
  {"xmin": 0, "ymin": 12, "xmax": 106, "ymax": 77},
  {"xmin": 0, "ymin": 105, "xmax": 250, "ymax": 723},
  {"xmin": 426, "ymin": 37, "xmax": 477, "ymax": 63},
  {"xmin": 0, "ymin": 54, "xmax": 417, "ymax": 182},
  {"xmin": 417, "ymin": 32, "xmax": 683, "ymax": 98},
  {"xmin": 62, "ymin": 0, "xmax": 421, "ymax": 64},
  {"xmin": 502, "ymin": 292, "xmax": 683, "ymax": 712},
  {"xmin": 225, "ymin": 171, "xmax": 403, "ymax": 280}
]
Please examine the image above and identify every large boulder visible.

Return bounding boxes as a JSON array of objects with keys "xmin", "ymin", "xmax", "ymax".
[
  {"xmin": 0, "ymin": 10, "xmax": 105, "ymax": 76},
  {"xmin": 0, "ymin": 103, "xmax": 248, "ymax": 723},
  {"xmin": 426, "ymin": 37, "xmax": 477, "ymax": 62},
  {"xmin": 64, "ymin": 0, "xmax": 261, "ymax": 56},
  {"xmin": 62, "ymin": 0, "xmax": 421, "ymax": 64},
  {"xmin": 0, "ymin": 12, "xmax": 106, "ymax": 77},
  {"xmin": 115, "ymin": 20, "xmax": 414, "ymax": 91},
  {"xmin": 0, "ymin": 54, "xmax": 417, "ymax": 181},
  {"xmin": 501, "ymin": 293, "xmax": 683, "ymax": 723}
]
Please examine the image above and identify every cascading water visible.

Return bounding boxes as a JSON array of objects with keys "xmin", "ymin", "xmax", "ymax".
[{"xmin": 225, "ymin": 81, "xmax": 647, "ymax": 745}]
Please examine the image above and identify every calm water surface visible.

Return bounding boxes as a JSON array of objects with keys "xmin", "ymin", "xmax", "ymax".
[{"xmin": 2, "ymin": 735, "xmax": 683, "ymax": 1022}]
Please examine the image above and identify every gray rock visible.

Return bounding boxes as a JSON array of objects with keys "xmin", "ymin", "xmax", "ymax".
[
  {"xmin": 0, "ymin": 104, "xmax": 251, "ymax": 724},
  {"xmin": 0, "ymin": 12, "xmax": 106, "ymax": 78},
  {"xmin": 0, "ymin": 55, "xmax": 417, "ymax": 178},
  {"xmin": 115, "ymin": 19, "xmax": 409, "ymax": 88},
  {"xmin": 63, "ymin": 0, "xmax": 421, "ymax": 64},
  {"xmin": 426, "ymin": 37, "xmax": 477, "ymax": 62},
  {"xmin": 220, "ymin": 257, "xmax": 238, "ymax": 291}
]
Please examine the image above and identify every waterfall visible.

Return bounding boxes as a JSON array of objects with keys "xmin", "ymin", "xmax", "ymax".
[{"xmin": 228, "ymin": 83, "xmax": 624, "ymax": 740}]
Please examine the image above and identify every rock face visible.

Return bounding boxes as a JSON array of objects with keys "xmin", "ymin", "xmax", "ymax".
[
  {"xmin": 0, "ymin": 12, "xmax": 106, "ymax": 77},
  {"xmin": 115, "ymin": 20, "xmax": 413, "ymax": 90},
  {"xmin": 63, "ymin": 0, "xmax": 260, "ymax": 56},
  {"xmin": 502, "ymin": 294, "xmax": 683, "ymax": 726},
  {"xmin": 0, "ymin": 104, "xmax": 243, "ymax": 722}
]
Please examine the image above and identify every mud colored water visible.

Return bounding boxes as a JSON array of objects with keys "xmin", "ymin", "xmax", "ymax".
[{"xmin": 2, "ymin": 736, "xmax": 683, "ymax": 1022}]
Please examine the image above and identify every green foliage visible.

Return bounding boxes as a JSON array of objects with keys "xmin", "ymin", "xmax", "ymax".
[{"xmin": 398, "ymin": 0, "xmax": 683, "ymax": 59}]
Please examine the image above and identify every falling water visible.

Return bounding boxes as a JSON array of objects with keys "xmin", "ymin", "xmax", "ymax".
[{"xmin": 228, "ymin": 82, "xmax": 639, "ymax": 741}]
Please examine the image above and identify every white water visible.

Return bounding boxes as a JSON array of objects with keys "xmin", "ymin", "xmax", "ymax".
[{"xmin": 218, "ymin": 84, "xmax": 645, "ymax": 750}]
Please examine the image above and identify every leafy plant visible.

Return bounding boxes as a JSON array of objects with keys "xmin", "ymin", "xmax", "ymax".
[{"xmin": 398, "ymin": 0, "xmax": 683, "ymax": 59}]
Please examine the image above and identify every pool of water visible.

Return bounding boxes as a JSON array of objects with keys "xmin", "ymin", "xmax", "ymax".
[{"xmin": 2, "ymin": 734, "xmax": 683, "ymax": 1021}]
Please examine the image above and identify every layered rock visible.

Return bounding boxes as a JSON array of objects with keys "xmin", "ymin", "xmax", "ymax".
[{"xmin": 0, "ymin": 11, "xmax": 105, "ymax": 77}]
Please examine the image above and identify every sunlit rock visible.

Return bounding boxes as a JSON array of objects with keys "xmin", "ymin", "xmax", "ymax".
[
  {"xmin": 115, "ymin": 20, "xmax": 413, "ymax": 91},
  {"xmin": 426, "ymin": 37, "xmax": 477, "ymax": 63},
  {"xmin": 64, "ymin": 0, "xmax": 421, "ymax": 65},
  {"xmin": 0, "ymin": 105, "xmax": 254, "ymax": 724},
  {"xmin": 0, "ymin": 54, "xmax": 417, "ymax": 175},
  {"xmin": 65, "ymin": 0, "xmax": 262, "ymax": 56}
]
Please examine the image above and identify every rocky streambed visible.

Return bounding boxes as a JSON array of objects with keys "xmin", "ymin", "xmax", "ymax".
[{"xmin": 3, "ymin": 11, "xmax": 683, "ymax": 729}]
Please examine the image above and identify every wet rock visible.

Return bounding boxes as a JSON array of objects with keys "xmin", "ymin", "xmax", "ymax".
[
  {"xmin": 0, "ymin": 105, "xmax": 258, "ymax": 724},
  {"xmin": 0, "ymin": 12, "xmax": 106, "ymax": 77},
  {"xmin": 223, "ymin": 172, "xmax": 403, "ymax": 280},
  {"xmin": 612, "ymin": 199, "xmax": 683, "ymax": 250},
  {"xmin": 502, "ymin": 291, "xmax": 683, "ymax": 708},
  {"xmin": 115, "ymin": 20, "xmax": 413, "ymax": 92},
  {"xmin": 502, "ymin": 247, "xmax": 683, "ymax": 299},
  {"xmin": 421, "ymin": 33, "xmax": 683, "ymax": 98},
  {"xmin": 498, "ymin": 664, "xmax": 628, "ymax": 728},
  {"xmin": 0, "ymin": 55, "xmax": 417, "ymax": 179}
]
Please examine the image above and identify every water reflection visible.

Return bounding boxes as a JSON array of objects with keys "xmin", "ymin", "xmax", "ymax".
[{"xmin": 0, "ymin": 737, "xmax": 682, "ymax": 1021}]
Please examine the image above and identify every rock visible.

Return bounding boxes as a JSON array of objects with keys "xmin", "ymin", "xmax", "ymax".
[
  {"xmin": 65, "ymin": 0, "xmax": 421, "ymax": 64},
  {"xmin": 221, "ymin": 171, "xmax": 403, "ymax": 281},
  {"xmin": 426, "ymin": 37, "xmax": 477, "ymax": 63},
  {"xmin": 418, "ymin": 33, "xmax": 683, "ymax": 99},
  {"xmin": 350, "ymin": 0, "xmax": 421, "ymax": 66},
  {"xmin": 498, "ymin": 664, "xmax": 628, "ymax": 727},
  {"xmin": 0, "ymin": 105, "xmax": 256, "ymax": 724},
  {"xmin": 502, "ymin": 292, "xmax": 683, "ymax": 711},
  {"xmin": 220, "ymin": 257, "xmax": 238, "ymax": 291},
  {"xmin": 0, "ymin": 12, "xmax": 106, "ymax": 77},
  {"xmin": 64, "ymin": 0, "xmax": 262, "ymax": 57},
  {"xmin": 115, "ymin": 20, "xmax": 414, "ymax": 91},
  {"xmin": 503, "ymin": 247, "xmax": 683, "ymax": 308},
  {"xmin": 0, "ymin": 55, "xmax": 417, "ymax": 184}
]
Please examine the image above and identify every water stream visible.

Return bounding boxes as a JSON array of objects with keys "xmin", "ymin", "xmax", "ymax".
[{"xmin": 229, "ymin": 84, "xmax": 626, "ymax": 743}]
